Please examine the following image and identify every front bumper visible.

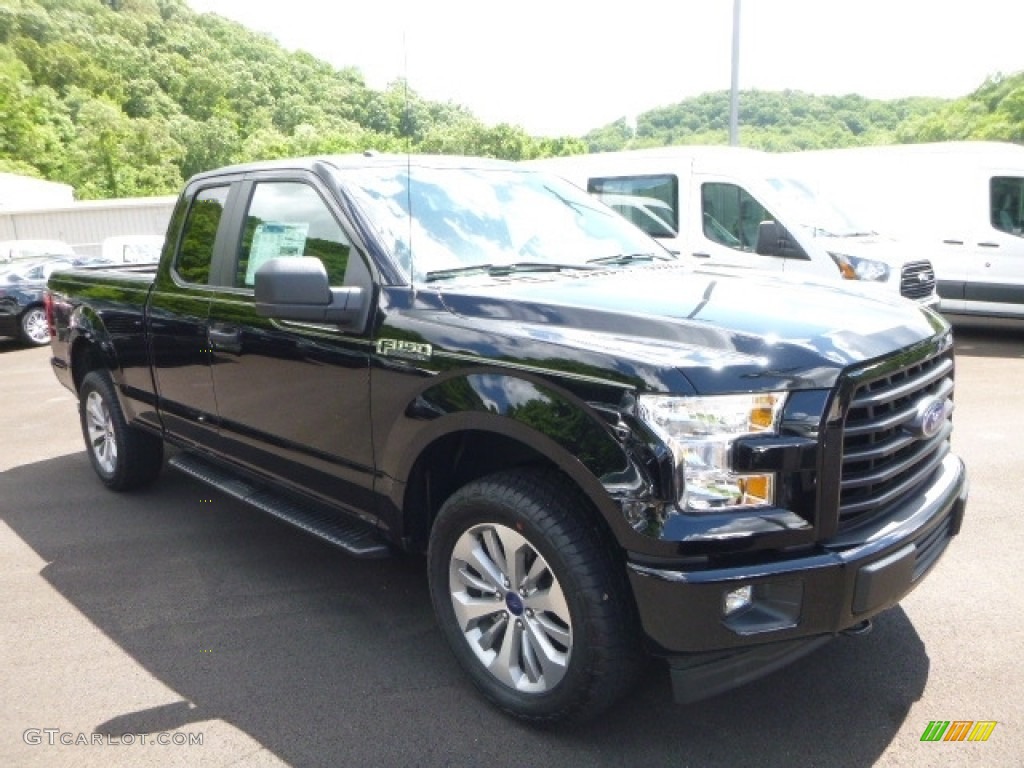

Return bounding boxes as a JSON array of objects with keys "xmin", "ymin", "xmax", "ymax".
[{"xmin": 627, "ymin": 453, "xmax": 967, "ymax": 700}]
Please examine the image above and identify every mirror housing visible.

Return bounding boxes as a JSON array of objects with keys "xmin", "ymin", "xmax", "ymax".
[
  {"xmin": 254, "ymin": 257, "xmax": 364, "ymax": 324},
  {"xmin": 755, "ymin": 221, "xmax": 809, "ymax": 260}
]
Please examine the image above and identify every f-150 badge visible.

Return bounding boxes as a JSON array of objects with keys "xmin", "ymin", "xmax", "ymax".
[{"xmin": 376, "ymin": 338, "xmax": 432, "ymax": 361}]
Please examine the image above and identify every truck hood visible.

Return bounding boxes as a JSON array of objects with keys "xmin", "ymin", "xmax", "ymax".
[{"xmin": 419, "ymin": 264, "xmax": 948, "ymax": 395}]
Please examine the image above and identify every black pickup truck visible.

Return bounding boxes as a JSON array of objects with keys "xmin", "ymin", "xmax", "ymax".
[{"xmin": 47, "ymin": 154, "xmax": 968, "ymax": 724}]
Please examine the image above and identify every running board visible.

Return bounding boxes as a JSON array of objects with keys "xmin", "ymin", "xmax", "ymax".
[{"xmin": 169, "ymin": 452, "xmax": 391, "ymax": 558}]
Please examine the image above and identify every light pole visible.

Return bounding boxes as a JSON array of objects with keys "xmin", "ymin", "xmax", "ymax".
[{"xmin": 729, "ymin": 0, "xmax": 741, "ymax": 146}]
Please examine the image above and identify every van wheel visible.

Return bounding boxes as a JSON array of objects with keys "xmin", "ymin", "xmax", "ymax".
[
  {"xmin": 427, "ymin": 469, "xmax": 642, "ymax": 723},
  {"xmin": 19, "ymin": 306, "xmax": 50, "ymax": 346},
  {"xmin": 79, "ymin": 370, "xmax": 163, "ymax": 491}
]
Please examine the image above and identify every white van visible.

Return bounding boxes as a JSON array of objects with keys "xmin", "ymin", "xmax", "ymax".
[
  {"xmin": 782, "ymin": 141, "xmax": 1024, "ymax": 322},
  {"xmin": 0, "ymin": 239, "xmax": 76, "ymax": 263},
  {"xmin": 525, "ymin": 146, "xmax": 939, "ymax": 307},
  {"xmin": 100, "ymin": 234, "xmax": 165, "ymax": 264}
]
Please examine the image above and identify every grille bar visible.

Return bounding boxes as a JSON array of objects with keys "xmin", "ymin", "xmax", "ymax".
[
  {"xmin": 839, "ymin": 344, "xmax": 954, "ymax": 527},
  {"xmin": 850, "ymin": 357, "xmax": 952, "ymax": 409},
  {"xmin": 900, "ymin": 260, "xmax": 937, "ymax": 300},
  {"xmin": 840, "ymin": 440, "xmax": 950, "ymax": 517},
  {"xmin": 844, "ymin": 421, "xmax": 951, "ymax": 470},
  {"xmin": 845, "ymin": 376, "xmax": 953, "ymax": 437}
]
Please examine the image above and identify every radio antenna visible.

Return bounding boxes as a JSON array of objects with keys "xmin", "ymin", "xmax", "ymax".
[{"xmin": 403, "ymin": 29, "xmax": 414, "ymax": 286}]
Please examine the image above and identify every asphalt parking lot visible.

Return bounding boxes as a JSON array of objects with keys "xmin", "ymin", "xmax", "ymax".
[{"xmin": 1, "ymin": 327, "xmax": 1022, "ymax": 768}]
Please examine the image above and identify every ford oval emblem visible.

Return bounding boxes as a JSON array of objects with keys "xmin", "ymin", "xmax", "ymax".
[{"xmin": 907, "ymin": 396, "xmax": 950, "ymax": 439}]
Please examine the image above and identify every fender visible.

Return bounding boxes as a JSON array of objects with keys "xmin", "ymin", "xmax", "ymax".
[
  {"xmin": 384, "ymin": 370, "xmax": 663, "ymax": 541},
  {"xmin": 66, "ymin": 302, "xmax": 155, "ymax": 426},
  {"xmin": 67, "ymin": 303, "xmax": 119, "ymax": 386}
]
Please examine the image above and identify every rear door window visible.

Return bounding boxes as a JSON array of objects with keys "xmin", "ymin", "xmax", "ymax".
[
  {"xmin": 587, "ymin": 175, "xmax": 679, "ymax": 237},
  {"xmin": 174, "ymin": 186, "xmax": 230, "ymax": 285}
]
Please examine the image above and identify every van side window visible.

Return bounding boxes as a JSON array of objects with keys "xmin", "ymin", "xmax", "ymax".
[
  {"xmin": 701, "ymin": 183, "xmax": 774, "ymax": 252},
  {"xmin": 235, "ymin": 181, "xmax": 352, "ymax": 288},
  {"xmin": 991, "ymin": 176, "xmax": 1023, "ymax": 237},
  {"xmin": 587, "ymin": 175, "xmax": 678, "ymax": 237},
  {"xmin": 174, "ymin": 186, "xmax": 230, "ymax": 285}
]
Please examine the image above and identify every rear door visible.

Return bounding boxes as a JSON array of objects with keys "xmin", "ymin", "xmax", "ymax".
[
  {"xmin": 205, "ymin": 170, "xmax": 378, "ymax": 513},
  {"xmin": 148, "ymin": 182, "xmax": 235, "ymax": 447}
]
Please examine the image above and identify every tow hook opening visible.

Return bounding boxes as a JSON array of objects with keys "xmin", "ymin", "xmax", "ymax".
[{"xmin": 843, "ymin": 619, "xmax": 873, "ymax": 637}]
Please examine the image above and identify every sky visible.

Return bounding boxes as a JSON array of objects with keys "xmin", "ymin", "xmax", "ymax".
[{"xmin": 187, "ymin": 0, "xmax": 1024, "ymax": 137}]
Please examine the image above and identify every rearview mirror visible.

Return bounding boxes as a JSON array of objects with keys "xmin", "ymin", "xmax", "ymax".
[
  {"xmin": 254, "ymin": 257, "xmax": 363, "ymax": 324},
  {"xmin": 755, "ymin": 221, "xmax": 809, "ymax": 260}
]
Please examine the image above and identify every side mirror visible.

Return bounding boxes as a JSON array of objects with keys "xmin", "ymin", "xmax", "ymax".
[
  {"xmin": 755, "ymin": 221, "xmax": 809, "ymax": 260},
  {"xmin": 254, "ymin": 257, "xmax": 364, "ymax": 324}
]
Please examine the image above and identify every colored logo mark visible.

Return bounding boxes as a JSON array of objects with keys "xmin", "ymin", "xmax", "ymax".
[{"xmin": 920, "ymin": 720, "xmax": 997, "ymax": 742}]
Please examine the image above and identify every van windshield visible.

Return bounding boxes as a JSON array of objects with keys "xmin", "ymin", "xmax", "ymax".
[
  {"xmin": 766, "ymin": 177, "xmax": 873, "ymax": 238},
  {"xmin": 343, "ymin": 165, "xmax": 673, "ymax": 282}
]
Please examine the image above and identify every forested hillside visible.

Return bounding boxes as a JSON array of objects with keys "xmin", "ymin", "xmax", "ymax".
[
  {"xmin": 585, "ymin": 91, "xmax": 946, "ymax": 151},
  {"xmin": 585, "ymin": 72, "xmax": 1024, "ymax": 152},
  {"xmin": 1, "ymin": 0, "xmax": 1022, "ymax": 200}
]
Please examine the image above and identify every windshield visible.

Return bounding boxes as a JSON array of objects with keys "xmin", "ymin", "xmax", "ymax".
[
  {"xmin": 342, "ymin": 164, "xmax": 671, "ymax": 282},
  {"xmin": 765, "ymin": 176, "xmax": 872, "ymax": 237}
]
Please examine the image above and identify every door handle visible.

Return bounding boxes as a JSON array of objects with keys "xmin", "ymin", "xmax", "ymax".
[
  {"xmin": 691, "ymin": 252, "xmax": 712, "ymax": 258},
  {"xmin": 942, "ymin": 239, "xmax": 964, "ymax": 246},
  {"xmin": 978, "ymin": 242, "xmax": 1000, "ymax": 248},
  {"xmin": 208, "ymin": 326, "xmax": 242, "ymax": 353}
]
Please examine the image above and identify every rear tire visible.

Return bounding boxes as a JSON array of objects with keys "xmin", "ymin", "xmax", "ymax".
[
  {"xmin": 427, "ymin": 469, "xmax": 643, "ymax": 724},
  {"xmin": 79, "ymin": 370, "xmax": 163, "ymax": 491}
]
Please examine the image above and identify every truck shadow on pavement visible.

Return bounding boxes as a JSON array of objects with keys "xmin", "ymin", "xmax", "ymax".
[{"xmin": 2, "ymin": 452, "xmax": 930, "ymax": 768}]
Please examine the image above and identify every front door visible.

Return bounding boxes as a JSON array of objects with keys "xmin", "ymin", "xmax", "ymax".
[{"xmin": 206, "ymin": 174, "xmax": 377, "ymax": 514}]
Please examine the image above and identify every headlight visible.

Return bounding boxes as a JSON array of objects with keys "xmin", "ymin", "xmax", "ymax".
[
  {"xmin": 829, "ymin": 252, "xmax": 890, "ymax": 282},
  {"xmin": 637, "ymin": 393, "xmax": 786, "ymax": 513}
]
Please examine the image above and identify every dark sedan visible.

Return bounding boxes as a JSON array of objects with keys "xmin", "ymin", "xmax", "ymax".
[{"xmin": 0, "ymin": 257, "xmax": 73, "ymax": 346}]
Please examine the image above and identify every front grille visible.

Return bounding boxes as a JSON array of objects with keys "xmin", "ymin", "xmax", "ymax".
[
  {"xmin": 839, "ymin": 346, "xmax": 954, "ymax": 527},
  {"xmin": 900, "ymin": 260, "xmax": 936, "ymax": 300}
]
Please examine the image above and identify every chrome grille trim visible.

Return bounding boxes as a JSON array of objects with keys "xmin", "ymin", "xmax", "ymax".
[
  {"xmin": 900, "ymin": 260, "xmax": 936, "ymax": 300},
  {"xmin": 839, "ymin": 344, "xmax": 955, "ymax": 527},
  {"xmin": 845, "ymin": 376, "xmax": 953, "ymax": 438}
]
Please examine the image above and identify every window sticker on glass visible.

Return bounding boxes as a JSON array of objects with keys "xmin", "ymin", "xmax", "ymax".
[{"xmin": 245, "ymin": 222, "xmax": 310, "ymax": 285}]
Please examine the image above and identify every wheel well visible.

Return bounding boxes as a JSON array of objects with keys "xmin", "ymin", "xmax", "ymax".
[
  {"xmin": 402, "ymin": 430, "xmax": 614, "ymax": 553},
  {"xmin": 71, "ymin": 339, "xmax": 105, "ymax": 393}
]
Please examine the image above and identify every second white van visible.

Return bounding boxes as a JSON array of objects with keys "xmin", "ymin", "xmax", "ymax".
[
  {"xmin": 525, "ymin": 146, "xmax": 939, "ymax": 308},
  {"xmin": 783, "ymin": 141, "xmax": 1024, "ymax": 322}
]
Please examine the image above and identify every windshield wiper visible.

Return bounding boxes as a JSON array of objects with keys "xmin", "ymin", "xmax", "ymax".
[
  {"xmin": 424, "ymin": 262, "xmax": 600, "ymax": 282},
  {"xmin": 586, "ymin": 252, "xmax": 669, "ymax": 266}
]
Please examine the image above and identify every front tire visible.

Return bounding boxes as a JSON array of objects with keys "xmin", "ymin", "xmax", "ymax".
[
  {"xmin": 79, "ymin": 370, "xmax": 163, "ymax": 491},
  {"xmin": 19, "ymin": 306, "xmax": 50, "ymax": 346},
  {"xmin": 427, "ymin": 469, "xmax": 642, "ymax": 723}
]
